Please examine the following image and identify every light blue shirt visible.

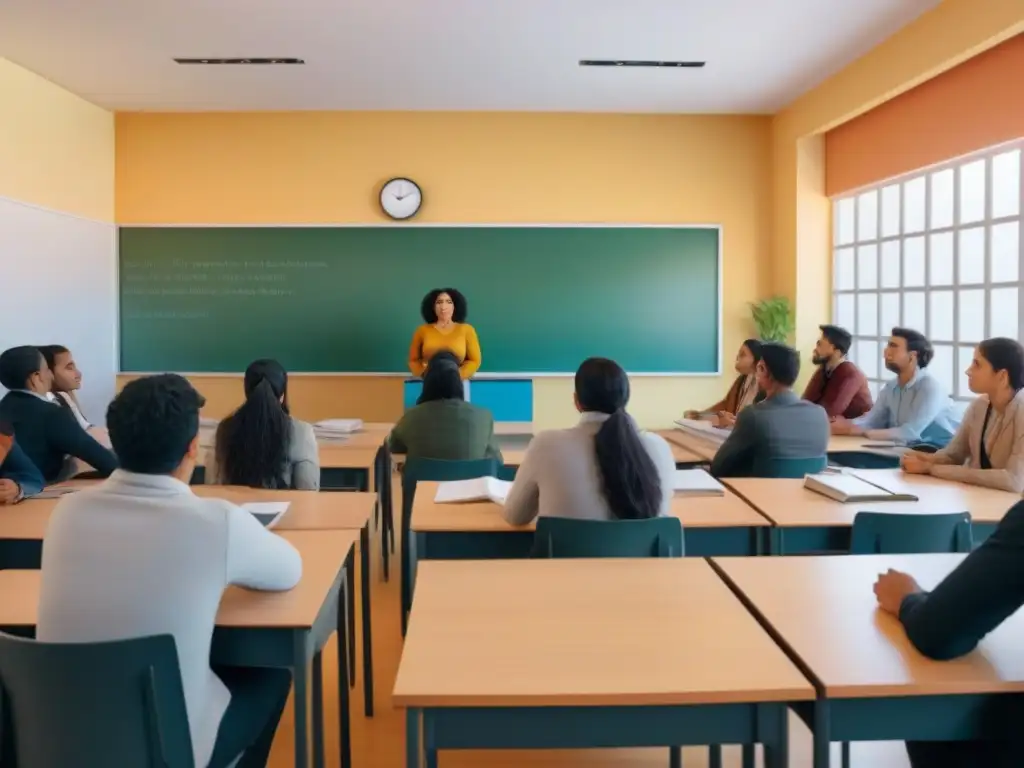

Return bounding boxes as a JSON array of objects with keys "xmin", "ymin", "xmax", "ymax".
[{"xmin": 853, "ymin": 369, "xmax": 961, "ymax": 446}]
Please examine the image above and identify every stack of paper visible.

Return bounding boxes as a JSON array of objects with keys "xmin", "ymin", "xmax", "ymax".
[
  {"xmin": 804, "ymin": 474, "xmax": 918, "ymax": 503},
  {"xmin": 313, "ymin": 419, "xmax": 364, "ymax": 441},
  {"xmin": 241, "ymin": 501, "xmax": 291, "ymax": 528},
  {"xmin": 673, "ymin": 469, "xmax": 725, "ymax": 497},
  {"xmin": 434, "ymin": 477, "xmax": 512, "ymax": 505},
  {"xmin": 673, "ymin": 418, "xmax": 732, "ymax": 445}
]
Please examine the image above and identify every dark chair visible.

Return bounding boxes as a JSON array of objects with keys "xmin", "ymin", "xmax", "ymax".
[
  {"xmin": 751, "ymin": 455, "xmax": 828, "ymax": 478},
  {"xmin": 849, "ymin": 511, "xmax": 973, "ymax": 555},
  {"xmin": 0, "ymin": 632, "xmax": 193, "ymax": 767},
  {"xmin": 533, "ymin": 516, "xmax": 684, "ymax": 558},
  {"xmin": 400, "ymin": 457, "xmax": 500, "ymax": 635}
]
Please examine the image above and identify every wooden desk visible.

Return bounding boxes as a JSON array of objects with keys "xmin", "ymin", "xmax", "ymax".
[
  {"xmin": 662, "ymin": 429, "xmax": 904, "ymax": 466},
  {"xmin": 712, "ymin": 554, "xmax": 1024, "ymax": 768},
  {"xmin": 725, "ymin": 469, "xmax": 1017, "ymax": 553},
  {"xmin": 0, "ymin": 530, "xmax": 357, "ymax": 768},
  {"xmin": 498, "ymin": 434, "xmax": 704, "ymax": 469},
  {"xmin": 394, "ymin": 559, "xmax": 812, "ymax": 767}
]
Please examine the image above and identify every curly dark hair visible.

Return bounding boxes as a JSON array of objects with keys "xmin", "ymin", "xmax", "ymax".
[{"xmin": 420, "ymin": 288, "xmax": 468, "ymax": 323}]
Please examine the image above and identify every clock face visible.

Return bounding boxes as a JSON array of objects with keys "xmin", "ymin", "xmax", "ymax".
[{"xmin": 380, "ymin": 178, "xmax": 422, "ymax": 220}]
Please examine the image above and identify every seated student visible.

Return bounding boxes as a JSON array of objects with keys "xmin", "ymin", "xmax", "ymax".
[
  {"xmin": 802, "ymin": 324, "xmax": 873, "ymax": 419},
  {"xmin": 502, "ymin": 357, "xmax": 675, "ymax": 525},
  {"xmin": 685, "ymin": 339, "xmax": 763, "ymax": 428},
  {"xmin": 390, "ymin": 351, "xmax": 502, "ymax": 461},
  {"xmin": 206, "ymin": 359, "xmax": 319, "ymax": 490},
  {"xmin": 901, "ymin": 337, "xmax": 1024, "ymax": 492},
  {"xmin": 710, "ymin": 343, "xmax": 830, "ymax": 478},
  {"xmin": 832, "ymin": 327, "xmax": 960, "ymax": 447},
  {"xmin": 874, "ymin": 500, "xmax": 1024, "ymax": 768},
  {"xmin": 39, "ymin": 344, "xmax": 92, "ymax": 430},
  {"xmin": 0, "ymin": 346, "xmax": 117, "ymax": 482},
  {"xmin": 0, "ymin": 423, "xmax": 44, "ymax": 503},
  {"xmin": 37, "ymin": 374, "xmax": 302, "ymax": 768}
]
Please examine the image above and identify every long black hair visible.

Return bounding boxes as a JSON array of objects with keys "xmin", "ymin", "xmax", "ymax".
[
  {"xmin": 215, "ymin": 359, "xmax": 292, "ymax": 488},
  {"xmin": 576, "ymin": 357, "xmax": 662, "ymax": 520},
  {"xmin": 417, "ymin": 356, "xmax": 464, "ymax": 404}
]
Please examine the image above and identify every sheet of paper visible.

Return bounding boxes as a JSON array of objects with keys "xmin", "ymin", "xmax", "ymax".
[{"xmin": 673, "ymin": 469, "xmax": 725, "ymax": 494}]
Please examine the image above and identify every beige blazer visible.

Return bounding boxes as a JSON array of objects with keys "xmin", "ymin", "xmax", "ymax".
[{"xmin": 929, "ymin": 390, "xmax": 1024, "ymax": 493}]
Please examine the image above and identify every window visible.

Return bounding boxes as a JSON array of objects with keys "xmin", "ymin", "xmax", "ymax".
[{"xmin": 832, "ymin": 140, "xmax": 1023, "ymax": 400}]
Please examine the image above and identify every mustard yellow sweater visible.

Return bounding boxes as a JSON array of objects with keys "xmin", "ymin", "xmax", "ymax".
[{"xmin": 408, "ymin": 323, "xmax": 481, "ymax": 379}]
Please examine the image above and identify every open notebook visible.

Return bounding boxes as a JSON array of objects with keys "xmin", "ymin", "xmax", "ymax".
[
  {"xmin": 435, "ymin": 477, "xmax": 512, "ymax": 505},
  {"xmin": 241, "ymin": 502, "xmax": 291, "ymax": 528},
  {"xmin": 804, "ymin": 474, "xmax": 918, "ymax": 503},
  {"xmin": 674, "ymin": 469, "xmax": 725, "ymax": 497}
]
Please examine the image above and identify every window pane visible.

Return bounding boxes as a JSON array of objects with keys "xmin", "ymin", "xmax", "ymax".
[
  {"xmin": 855, "ymin": 339, "xmax": 879, "ymax": 379},
  {"xmin": 880, "ymin": 184, "xmax": 901, "ymax": 237},
  {"xmin": 957, "ymin": 345, "xmax": 975, "ymax": 400},
  {"xmin": 930, "ymin": 344, "xmax": 955, "ymax": 396},
  {"xmin": 929, "ymin": 291, "xmax": 954, "ymax": 341},
  {"xmin": 880, "ymin": 241, "xmax": 900, "ymax": 288},
  {"xmin": 958, "ymin": 289, "xmax": 985, "ymax": 343},
  {"xmin": 904, "ymin": 236, "xmax": 925, "ymax": 287},
  {"xmin": 880, "ymin": 293, "xmax": 900, "ymax": 336},
  {"xmin": 990, "ymin": 287, "xmax": 1019, "ymax": 339},
  {"xmin": 957, "ymin": 227, "xmax": 985, "ymax": 285},
  {"xmin": 904, "ymin": 177, "xmax": 926, "ymax": 233},
  {"xmin": 959, "ymin": 158, "xmax": 986, "ymax": 224},
  {"xmin": 903, "ymin": 291, "xmax": 926, "ymax": 330},
  {"xmin": 929, "ymin": 232, "xmax": 954, "ymax": 286},
  {"xmin": 991, "ymin": 222, "xmax": 1020, "ymax": 283},
  {"xmin": 857, "ymin": 190, "xmax": 878, "ymax": 241},
  {"xmin": 857, "ymin": 293, "xmax": 878, "ymax": 336},
  {"xmin": 834, "ymin": 247, "xmax": 855, "ymax": 290},
  {"xmin": 835, "ymin": 198, "xmax": 856, "ymax": 245},
  {"xmin": 930, "ymin": 168, "xmax": 955, "ymax": 229},
  {"xmin": 835, "ymin": 294, "xmax": 855, "ymax": 331},
  {"xmin": 992, "ymin": 149, "xmax": 1021, "ymax": 219},
  {"xmin": 869, "ymin": 380, "xmax": 880, "ymax": 399},
  {"xmin": 857, "ymin": 245, "xmax": 878, "ymax": 289}
]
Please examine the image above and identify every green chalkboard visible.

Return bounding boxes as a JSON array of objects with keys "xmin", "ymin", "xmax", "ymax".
[{"xmin": 119, "ymin": 226, "xmax": 720, "ymax": 374}]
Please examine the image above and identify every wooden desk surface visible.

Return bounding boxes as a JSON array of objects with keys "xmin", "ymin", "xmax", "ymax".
[
  {"xmin": 713, "ymin": 554, "xmax": 1024, "ymax": 698},
  {"xmin": 725, "ymin": 469, "xmax": 1017, "ymax": 528},
  {"xmin": 661, "ymin": 430, "xmax": 904, "ymax": 463},
  {"xmin": 411, "ymin": 481, "xmax": 770, "ymax": 533},
  {"xmin": 0, "ymin": 487, "xmax": 375, "ymax": 541},
  {"xmin": 393, "ymin": 559, "xmax": 812, "ymax": 707},
  {"xmin": 198, "ymin": 424, "xmax": 386, "ymax": 469},
  {"xmin": 0, "ymin": 530, "xmax": 357, "ymax": 629}
]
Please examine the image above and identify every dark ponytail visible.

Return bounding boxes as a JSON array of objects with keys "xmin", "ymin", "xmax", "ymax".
[
  {"xmin": 215, "ymin": 359, "xmax": 292, "ymax": 488},
  {"xmin": 576, "ymin": 358, "xmax": 663, "ymax": 520}
]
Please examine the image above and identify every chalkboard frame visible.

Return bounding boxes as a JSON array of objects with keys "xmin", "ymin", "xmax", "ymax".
[{"xmin": 117, "ymin": 223, "xmax": 723, "ymax": 377}]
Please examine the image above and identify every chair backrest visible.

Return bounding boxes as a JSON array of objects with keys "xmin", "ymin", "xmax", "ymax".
[
  {"xmin": 401, "ymin": 457, "xmax": 501, "ymax": 522},
  {"xmin": 533, "ymin": 516, "xmax": 685, "ymax": 558},
  {"xmin": 849, "ymin": 511, "xmax": 973, "ymax": 554},
  {"xmin": 0, "ymin": 632, "xmax": 193, "ymax": 768},
  {"xmin": 751, "ymin": 455, "xmax": 828, "ymax": 478}
]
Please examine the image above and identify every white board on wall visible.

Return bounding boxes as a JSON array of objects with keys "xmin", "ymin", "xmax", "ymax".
[{"xmin": 0, "ymin": 196, "xmax": 117, "ymax": 425}]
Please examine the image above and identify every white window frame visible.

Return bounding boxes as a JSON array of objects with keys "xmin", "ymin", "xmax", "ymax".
[{"xmin": 831, "ymin": 138, "xmax": 1024, "ymax": 401}]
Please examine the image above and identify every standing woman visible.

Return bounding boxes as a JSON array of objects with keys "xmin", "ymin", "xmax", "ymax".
[
  {"xmin": 206, "ymin": 359, "xmax": 320, "ymax": 490},
  {"xmin": 408, "ymin": 288, "xmax": 481, "ymax": 380}
]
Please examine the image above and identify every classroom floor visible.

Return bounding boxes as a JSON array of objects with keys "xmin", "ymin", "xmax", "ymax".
[{"xmin": 265, "ymin": 497, "xmax": 913, "ymax": 768}]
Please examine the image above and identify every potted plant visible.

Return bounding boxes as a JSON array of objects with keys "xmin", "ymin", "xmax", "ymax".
[{"xmin": 749, "ymin": 297, "xmax": 795, "ymax": 343}]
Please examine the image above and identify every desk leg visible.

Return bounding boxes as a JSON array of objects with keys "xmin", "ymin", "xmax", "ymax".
[
  {"xmin": 293, "ymin": 632, "xmax": 309, "ymax": 768},
  {"xmin": 406, "ymin": 708, "xmax": 421, "ymax": 768},
  {"xmin": 742, "ymin": 744, "xmax": 755, "ymax": 768},
  {"xmin": 312, "ymin": 650, "xmax": 324, "ymax": 768},
  {"xmin": 361, "ymin": 523, "xmax": 375, "ymax": 717},
  {"xmin": 813, "ymin": 699, "xmax": 831, "ymax": 768},
  {"xmin": 669, "ymin": 747, "xmax": 681, "ymax": 768},
  {"xmin": 345, "ymin": 551, "xmax": 357, "ymax": 687},
  {"xmin": 338, "ymin": 566, "xmax": 352, "ymax": 768},
  {"xmin": 709, "ymin": 744, "xmax": 722, "ymax": 768}
]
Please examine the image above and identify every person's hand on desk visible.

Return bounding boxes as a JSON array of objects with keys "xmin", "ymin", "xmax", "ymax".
[
  {"xmin": 716, "ymin": 411, "xmax": 736, "ymax": 429},
  {"xmin": 0, "ymin": 479, "xmax": 23, "ymax": 505},
  {"xmin": 683, "ymin": 410, "xmax": 699, "ymax": 420},
  {"xmin": 830, "ymin": 416, "xmax": 864, "ymax": 437},
  {"xmin": 874, "ymin": 569, "xmax": 923, "ymax": 616},
  {"xmin": 900, "ymin": 452, "xmax": 934, "ymax": 475}
]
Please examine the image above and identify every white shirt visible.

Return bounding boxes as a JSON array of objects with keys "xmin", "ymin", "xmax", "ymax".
[
  {"xmin": 502, "ymin": 411, "xmax": 677, "ymax": 525},
  {"xmin": 37, "ymin": 471, "xmax": 303, "ymax": 767}
]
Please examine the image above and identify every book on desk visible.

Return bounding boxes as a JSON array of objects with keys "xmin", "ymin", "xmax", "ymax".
[
  {"xmin": 435, "ymin": 477, "xmax": 512, "ymax": 505},
  {"xmin": 674, "ymin": 469, "xmax": 725, "ymax": 497},
  {"xmin": 804, "ymin": 473, "xmax": 918, "ymax": 503}
]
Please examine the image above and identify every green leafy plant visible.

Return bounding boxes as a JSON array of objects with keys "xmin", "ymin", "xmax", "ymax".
[{"xmin": 749, "ymin": 297, "xmax": 795, "ymax": 343}]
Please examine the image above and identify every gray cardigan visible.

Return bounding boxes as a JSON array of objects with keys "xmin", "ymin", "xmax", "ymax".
[
  {"xmin": 928, "ymin": 390, "xmax": 1024, "ymax": 492},
  {"xmin": 204, "ymin": 417, "xmax": 320, "ymax": 490},
  {"xmin": 502, "ymin": 412, "xmax": 677, "ymax": 526}
]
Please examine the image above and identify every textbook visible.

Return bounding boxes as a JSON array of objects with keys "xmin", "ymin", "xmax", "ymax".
[
  {"xmin": 434, "ymin": 477, "xmax": 512, "ymax": 505},
  {"xmin": 673, "ymin": 418, "xmax": 731, "ymax": 445},
  {"xmin": 313, "ymin": 419, "xmax": 364, "ymax": 440},
  {"xmin": 241, "ymin": 502, "xmax": 291, "ymax": 528},
  {"xmin": 804, "ymin": 473, "xmax": 918, "ymax": 503},
  {"xmin": 674, "ymin": 469, "xmax": 725, "ymax": 497}
]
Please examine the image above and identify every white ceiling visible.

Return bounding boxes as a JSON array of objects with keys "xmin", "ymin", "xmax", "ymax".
[{"xmin": 0, "ymin": 0, "xmax": 940, "ymax": 113}]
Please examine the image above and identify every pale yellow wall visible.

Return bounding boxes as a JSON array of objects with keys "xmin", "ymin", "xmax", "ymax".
[
  {"xmin": 0, "ymin": 58, "xmax": 114, "ymax": 220},
  {"xmin": 116, "ymin": 112, "xmax": 773, "ymax": 428}
]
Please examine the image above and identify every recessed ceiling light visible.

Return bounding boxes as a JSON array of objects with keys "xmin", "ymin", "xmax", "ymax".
[
  {"xmin": 579, "ymin": 60, "xmax": 705, "ymax": 68},
  {"xmin": 173, "ymin": 58, "xmax": 305, "ymax": 65}
]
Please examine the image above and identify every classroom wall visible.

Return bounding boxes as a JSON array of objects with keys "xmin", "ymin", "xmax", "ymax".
[
  {"xmin": 825, "ymin": 34, "xmax": 1024, "ymax": 196},
  {"xmin": 114, "ymin": 112, "xmax": 773, "ymax": 428},
  {"xmin": 0, "ymin": 59, "xmax": 117, "ymax": 423}
]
